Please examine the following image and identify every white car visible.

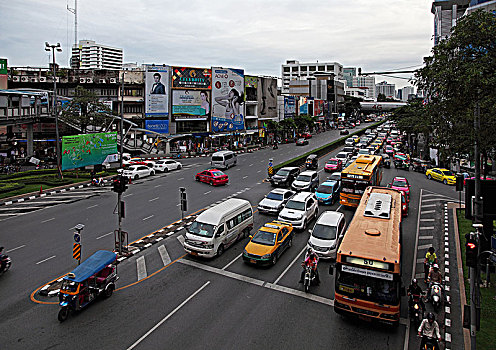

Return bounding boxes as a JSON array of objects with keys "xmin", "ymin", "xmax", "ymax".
[
  {"xmin": 154, "ymin": 159, "xmax": 182, "ymax": 172},
  {"xmin": 278, "ymin": 192, "xmax": 318, "ymax": 230},
  {"xmin": 307, "ymin": 211, "xmax": 346, "ymax": 259},
  {"xmin": 122, "ymin": 165, "xmax": 155, "ymax": 180},
  {"xmin": 257, "ymin": 188, "xmax": 295, "ymax": 215}
]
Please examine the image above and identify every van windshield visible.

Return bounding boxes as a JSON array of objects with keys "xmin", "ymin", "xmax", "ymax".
[
  {"xmin": 285, "ymin": 200, "xmax": 305, "ymax": 211},
  {"xmin": 212, "ymin": 156, "xmax": 223, "ymax": 162},
  {"xmin": 188, "ymin": 221, "xmax": 215, "ymax": 238}
]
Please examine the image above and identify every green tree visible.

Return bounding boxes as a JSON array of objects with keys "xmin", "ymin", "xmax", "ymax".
[
  {"xmin": 343, "ymin": 95, "xmax": 363, "ymax": 119},
  {"xmin": 414, "ymin": 10, "xmax": 496, "ymax": 161},
  {"xmin": 61, "ymin": 86, "xmax": 113, "ymax": 134}
]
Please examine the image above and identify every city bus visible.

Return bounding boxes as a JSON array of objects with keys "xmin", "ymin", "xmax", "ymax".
[
  {"xmin": 340, "ymin": 154, "xmax": 382, "ymax": 208},
  {"xmin": 331, "ymin": 186, "xmax": 403, "ymax": 326}
]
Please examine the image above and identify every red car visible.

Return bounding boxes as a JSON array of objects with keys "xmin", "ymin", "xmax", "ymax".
[
  {"xmin": 300, "ymin": 132, "xmax": 312, "ymax": 139},
  {"xmin": 389, "ymin": 176, "xmax": 411, "ymax": 202},
  {"xmin": 195, "ymin": 169, "xmax": 229, "ymax": 186},
  {"xmin": 401, "ymin": 192, "xmax": 408, "ymax": 217},
  {"xmin": 324, "ymin": 158, "xmax": 343, "ymax": 173},
  {"xmin": 463, "ymin": 175, "xmax": 495, "ymax": 186}
]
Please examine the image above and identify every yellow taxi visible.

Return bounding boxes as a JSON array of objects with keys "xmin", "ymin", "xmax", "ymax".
[
  {"xmin": 351, "ymin": 135, "xmax": 360, "ymax": 143},
  {"xmin": 425, "ymin": 167, "xmax": 456, "ymax": 185},
  {"xmin": 242, "ymin": 221, "xmax": 294, "ymax": 265}
]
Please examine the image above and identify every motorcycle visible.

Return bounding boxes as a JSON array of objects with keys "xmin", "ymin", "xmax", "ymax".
[
  {"xmin": 0, "ymin": 255, "xmax": 12, "ymax": 274},
  {"xmin": 409, "ymin": 293, "xmax": 424, "ymax": 329},
  {"xmin": 419, "ymin": 335, "xmax": 440, "ymax": 350},
  {"xmin": 273, "ymin": 143, "xmax": 278, "ymax": 150},
  {"xmin": 91, "ymin": 177, "xmax": 104, "ymax": 187},
  {"xmin": 429, "ymin": 282, "xmax": 443, "ymax": 312},
  {"xmin": 424, "ymin": 261, "xmax": 433, "ymax": 283},
  {"xmin": 302, "ymin": 263, "xmax": 317, "ymax": 293}
]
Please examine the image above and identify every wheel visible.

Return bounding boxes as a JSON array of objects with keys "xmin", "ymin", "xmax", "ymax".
[
  {"xmin": 210, "ymin": 180, "xmax": 214, "ymax": 186},
  {"xmin": 217, "ymin": 244, "xmax": 224, "ymax": 257},
  {"xmin": 271, "ymin": 254, "xmax": 278, "ymax": 265},
  {"xmin": 177, "ymin": 164, "xmax": 182, "ymax": 170},
  {"xmin": 134, "ymin": 174, "xmax": 139, "ymax": 180},
  {"xmin": 243, "ymin": 228, "xmax": 250, "ymax": 238},
  {"xmin": 164, "ymin": 167, "xmax": 169, "ymax": 173},
  {"xmin": 150, "ymin": 170, "xmax": 155, "ymax": 176},
  {"xmin": 103, "ymin": 284, "xmax": 114, "ymax": 298},
  {"xmin": 58, "ymin": 307, "xmax": 69, "ymax": 322},
  {"xmin": 195, "ymin": 176, "xmax": 200, "ymax": 181},
  {"xmin": 443, "ymin": 179, "xmax": 447, "ymax": 185},
  {"xmin": 288, "ymin": 237, "xmax": 293, "ymax": 248},
  {"xmin": 304, "ymin": 280, "xmax": 310, "ymax": 293},
  {"xmin": 427, "ymin": 174, "xmax": 432, "ymax": 180}
]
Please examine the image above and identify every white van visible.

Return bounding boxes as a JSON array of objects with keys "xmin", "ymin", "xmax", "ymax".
[
  {"xmin": 211, "ymin": 150, "xmax": 237, "ymax": 169},
  {"xmin": 183, "ymin": 198, "xmax": 253, "ymax": 258}
]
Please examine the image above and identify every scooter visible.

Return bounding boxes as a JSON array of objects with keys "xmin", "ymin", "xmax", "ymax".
[
  {"xmin": 273, "ymin": 143, "xmax": 278, "ymax": 150},
  {"xmin": 419, "ymin": 335, "xmax": 440, "ymax": 350},
  {"xmin": 409, "ymin": 293, "xmax": 424, "ymax": 329},
  {"xmin": 0, "ymin": 255, "xmax": 12, "ymax": 274},
  {"xmin": 303, "ymin": 264, "xmax": 317, "ymax": 293},
  {"xmin": 91, "ymin": 177, "xmax": 104, "ymax": 187},
  {"xmin": 429, "ymin": 282, "xmax": 443, "ymax": 312}
]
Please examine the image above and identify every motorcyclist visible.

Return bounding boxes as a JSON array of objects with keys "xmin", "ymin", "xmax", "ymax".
[
  {"xmin": 407, "ymin": 278, "xmax": 425, "ymax": 313},
  {"xmin": 424, "ymin": 247, "xmax": 438, "ymax": 283},
  {"xmin": 427, "ymin": 263, "xmax": 443, "ymax": 299},
  {"xmin": 0, "ymin": 247, "xmax": 6, "ymax": 271},
  {"xmin": 418, "ymin": 312, "xmax": 441, "ymax": 349},
  {"xmin": 299, "ymin": 248, "xmax": 320, "ymax": 285}
]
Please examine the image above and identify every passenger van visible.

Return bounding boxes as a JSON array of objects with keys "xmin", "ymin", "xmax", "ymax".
[
  {"xmin": 211, "ymin": 150, "xmax": 237, "ymax": 169},
  {"xmin": 183, "ymin": 198, "xmax": 253, "ymax": 258}
]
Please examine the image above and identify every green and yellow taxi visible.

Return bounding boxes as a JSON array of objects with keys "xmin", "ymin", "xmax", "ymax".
[
  {"xmin": 351, "ymin": 135, "xmax": 360, "ymax": 143},
  {"xmin": 243, "ymin": 221, "xmax": 294, "ymax": 265},
  {"xmin": 425, "ymin": 167, "xmax": 456, "ymax": 185}
]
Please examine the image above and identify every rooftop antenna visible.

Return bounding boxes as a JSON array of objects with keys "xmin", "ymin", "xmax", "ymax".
[{"xmin": 67, "ymin": 0, "xmax": 77, "ymax": 47}]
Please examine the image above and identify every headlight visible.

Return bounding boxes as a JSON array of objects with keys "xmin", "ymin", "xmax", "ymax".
[
  {"xmin": 243, "ymin": 249, "xmax": 248, "ymax": 255},
  {"xmin": 296, "ymin": 214, "xmax": 303, "ymax": 220},
  {"xmin": 261, "ymin": 254, "xmax": 271, "ymax": 260},
  {"xmin": 204, "ymin": 244, "xmax": 214, "ymax": 249},
  {"xmin": 330, "ymin": 244, "xmax": 336, "ymax": 250}
]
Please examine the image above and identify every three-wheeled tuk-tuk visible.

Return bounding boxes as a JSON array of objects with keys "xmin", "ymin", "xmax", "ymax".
[
  {"xmin": 58, "ymin": 250, "xmax": 118, "ymax": 322},
  {"xmin": 411, "ymin": 158, "xmax": 430, "ymax": 173},
  {"xmin": 393, "ymin": 154, "xmax": 410, "ymax": 171},
  {"xmin": 305, "ymin": 154, "xmax": 318, "ymax": 170}
]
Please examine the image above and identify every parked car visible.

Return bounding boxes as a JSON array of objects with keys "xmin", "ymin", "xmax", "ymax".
[
  {"xmin": 242, "ymin": 221, "xmax": 295, "ymax": 265},
  {"xmin": 195, "ymin": 169, "xmax": 229, "ymax": 186},
  {"xmin": 278, "ymin": 192, "xmax": 318, "ymax": 230},
  {"xmin": 121, "ymin": 165, "xmax": 155, "ymax": 180},
  {"xmin": 324, "ymin": 158, "xmax": 343, "ymax": 173},
  {"xmin": 270, "ymin": 167, "xmax": 300, "ymax": 187},
  {"xmin": 307, "ymin": 211, "xmax": 346, "ymax": 260},
  {"xmin": 339, "ymin": 129, "xmax": 349, "ymax": 135},
  {"xmin": 257, "ymin": 188, "xmax": 295, "ymax": 215},
  {"xmin": 315, "ymin": 180, "xmax": 341, "ymax": 205},
  {"xmin": 425, "ymin": 168, "xmax": 456, "ymax": 185},
  {"xmin": 291, "ymin": 170, "xmax": 319, "ymax": 192},
  {"xmin": 296, "ymin": 138, "xmax": 309, "ymax": 146},
  {"xmin": 153, "ymin": 159, "xmax": 182, "ymax": 172}
]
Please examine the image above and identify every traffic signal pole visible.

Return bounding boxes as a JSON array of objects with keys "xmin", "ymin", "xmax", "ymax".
[{"xmin": 118, "ymin": 191, "xmax": 122, "ymax": 256}]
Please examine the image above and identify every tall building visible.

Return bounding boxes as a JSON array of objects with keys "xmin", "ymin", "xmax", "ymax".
[
  {"xmin": 375, "ymin": 81, "xmax": 396, "ymax": 99},
  {"xmin": 431, "ymin": 0, "xmax": 470, "ymax": 46},
  {"xmin": 71, "ymin": 40, "xmax": 123, "ymax": 70},
  {"xmin": 398, "ymin": 86, "xmax": 415, "ymax": 101},
  {"xmin": 352, "ymin": 76, "xmax": 376, "ymax": 100},
  {"xmin": 281, "ymin": 60, "xmax": 343, "ymax": 94},
  {"xmin": 343, "ymin": 67, "xmax": 356, "ymax": 88},
  {"xmin": 465, "ymin": 0, "xmax": 496, "ymax": 14}
]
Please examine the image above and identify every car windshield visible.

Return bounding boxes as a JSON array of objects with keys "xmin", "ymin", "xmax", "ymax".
[
  {"xmin": 296, "ymin": 175, "xmax": 311, "ymax": 182},
  {"xmin": 316, "ymin": 184, "xmax": 333, "ymax": 194},
  {"xmin": 250, "ymin": 229, "xmax": 276, "ymax": 246},
  {"xmin": 276, "ymin": 169, "xmax": 290, "ymax": 176},
  {"xmin": 328, "ymin": 160, "xmax": 338, "ymax": 165},
  {"xmin": 188, "ymin": 221, "xmax": 215, "ymax": 238},
  {"xmin": 297, "ymin": 139, "xmax": 305, "ymax": 142},
  {"xmin": 358, "ymin": 150, "xmax": 368, "ymax": 154},
  {"xmin": 330, "ymin": 174, "xmax": 341, "ymax": 182},
  {"xmin": 442, "ymin": 170, "xmax": 454, "ymax": 176},
  {"xmin": 212, "ymin": 171, "xmax": 224, "ymax": 177},
  {"xmin": 392, "ymin": 180, "xmax": 407, "ymax": 187},
  {"xmin": 336, "ymin": 154, "xmax": 346, "ymax": 159},
  {"xmin": 285, "ymin": 200, "xmax": 305, "ymax": 211},
  {"xmin": 312, "ymin": 223, "xmax": 337, "ymax": 240},
  {"xmin": 266, "ymin": 192, "xmax": 283, "ymax": 201}
]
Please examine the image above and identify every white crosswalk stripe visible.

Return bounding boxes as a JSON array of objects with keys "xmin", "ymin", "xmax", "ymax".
[
  {"xmin": 136, "ymin": 256, "xmax": 147, "ymax": 280},
  {"xmin": 158, "ymin": 245, "xmax": 171, "ymax": 266}
]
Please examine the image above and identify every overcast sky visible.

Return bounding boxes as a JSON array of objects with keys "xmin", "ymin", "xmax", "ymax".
[{"xmin": 1, "ymin": 0, "xmax": 434, "ymax": 89}]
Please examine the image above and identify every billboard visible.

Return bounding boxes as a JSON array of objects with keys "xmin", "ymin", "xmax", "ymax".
[
  {"xmin": 314, "ymin": 100, "xmax": 324, "ymax": 117},
  {"xmin": 0, "ymin": 58, "xmax": 7, "ymax": 89},
  {"xmin": 245, "ymin": 76, "xmax": 258, "ymax": 88},
  {"xmin": 211, "ymin": 67, "xmax": 245, "ymax": 132},
  {"xmin": 172, "ymin": 90, "xmax": 210, "ymax": 121},
  {"xmin": 145, "ymin": 65, "xmax": 170, "ymax": 118},
  {"xmin": 61, "ymin": 132, "xmax": 118, "ymax": 170},
  {"xmin": 284, "ymin": 96, "xmax": 296, "ymax": 119},
  {"xmin": 299, "ymin": 97, "xmax": 308, "ymax": 115},
  {"xmin": 257, "ymin": 77, "xmax": 277, "ymax": 119},
  {"xmin": 145, "ymin": 120, "xmax": 169, "ymax": 134},
  {"xmin": 172, "ymin": 67, "xmax": 211, "ymax": 90}
]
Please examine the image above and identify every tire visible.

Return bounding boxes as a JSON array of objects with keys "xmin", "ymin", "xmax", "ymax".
[
  {"xmin": 210, "ymin": 180, "xmax": 214, "ymax": 186},
  {"xmin": 58, "ymin": 307, "xmax": 69, "ymax": 322},
  {"xmin": 243, "ymin": 228, "xmax": 250, "ymax": 238},
  {"xmin": 427, "ymin": 174, "xmax": 432, "ymax": 180},
  {"xmin": 288, "ymin": 237, "xmax": 293, "ymax": 248},
  {"xmin": 164, "ymin": 167, "xmax": 169, "ymax": 173},
  {"xmin": 271, "ymin": 254, "xmax": 278, "ymax": 265},
  {"xmin": 150, "ymin": 170, "xmax": 155, "ymax": 176},
  {"xmin": 443, "ymin": 179, "xmax": 447, "ymax": 185},
  {"xmin": 103, "ymin": 284, "xmax": 114, "ymax": 298},
  {"xmin": 217, "ymin": 244, "xmax": 224, "ymax": 257},
  {"xmin": 304, "ymin": 279, "xmax": 310, "ymax": 293},
  {"xmin": 177, "ymin": 164, "xmax": 182, "ymax": 170},
  {"xmin": 195, "ymin": 176, "xmax": 200, "ymax": 182},
  {"xmin": 134, "ymin": 174, "xmax": 139, "ymax": 180}
]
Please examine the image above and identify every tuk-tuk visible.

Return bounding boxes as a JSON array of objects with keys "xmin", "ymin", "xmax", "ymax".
[
  {"xmin": 393, "ymin": 153, "xmax": 410, "ymax": 170},
  {"xmin": 305, "ymin": 154, "xmax": 318, "ymax": 170},
  {"xmin": 58, "ymin": 250, "xmax": 118, "ymax": 322},
  {"xmin": 411, "ymin": 158, "xmax": 430, "ymax": 173},
  {"xmin": 381, "ymin": 154, "xmax": 391, "ymax": 169}
]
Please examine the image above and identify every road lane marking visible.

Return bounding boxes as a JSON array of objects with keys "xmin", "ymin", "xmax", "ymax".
[
  {"xmin": 257, "ymin": 170, "xmax": 261, "ymax": 173},
  {"xmin": 177, "ymin": 235, "xmax": 185, "ymax": 246},
  {"xmin": 36, "ymin": 255, "xmax": 56, "ymax": 264},
  {"xmin": 419, "ymin": 235, "xmax": 434, "ymax": 240},
  {"xmin": 96, "ymin": 232, "xmax": 113, "ymax": 240},
  {"xmin": 242, "ymin": 176, "xmax": 248, "ymax": 179},
  {"xmin": 222, "ymin": 253, "xmax": 242, "ymax": 270},
  {"xmin": 86, "ymin": 204, "xmax": 99, "ymax": 209},
  {"xmin": 420, "ymin": 218, "xmax": 435, "ymax": 222},
  {"xmin": 154, "ymin": 184, "xmax": 162, "ymax": 188},
  {"xmin": 136, "ymin": 256, "xmax": 147, "ymax": 280},
  {"xmin": 127, "ymin": 281, "xmax": 210, "ymax": 350},
  {"xmin": 149, "ymin": 197, "xmax": 159, "ymax": 202},
  {"xmin": 274, "ymin": 245, "xmax": 307, "ymax": 285},
  {"xmin": 123, "ymin": 193, "xmax": 134, "ymax": 198},
  {"xmin": 419, "ymin": 226, "xmax": 434, "ymax": 230},
  {"xmin": 178, "ymin": 178, "xmax": 184, "ymax": 181},
  {"xmin": 249, "ymin": 164, "xmax": 253, "ymax": 167},
  {"xmin": 143, "ymin": 215, "xmax": 154, "ymax": 221},
  {"xmin": 41, "ymin": 217, "xmax": 55, "ymax": 223},
  {"xmin": 204, "ymin": 191, "xmax": 211, "ymax": 195},
  {"xmin": 6, "ymin": 245, "xmax": 25, "ymax": 253},
  {"xmin": 421, "ymin": 210, "xmax": 436, "ymax": 214},
  {"xmin": 158, "ymin": 245, "xmax": 171, "ymax": 266},
  {"xmin": 176, "ymin": 203, "xmax": 181, "ymax": 206}
]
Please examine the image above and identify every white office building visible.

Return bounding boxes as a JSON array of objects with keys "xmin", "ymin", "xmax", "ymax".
[
  {"xmin": 71, "ymin": 40, "xmax": 123, "ymax": 70},
  {"xmin": 352, "ymin": 76, "xmax": 376, "ymax": 100},
  {"xmin": 375, "ymin": 81, "xmax": 396, "ymax": 99},
  {"xmin": 398, "ymin": 86, "xmax": 415, "ymax": 101},
  {"xmin": 431, "ymin": 0, "xmax": 470, "ymax": 46},
  {"xmin": 281, "ymin": 60, "xmax": 343, "ymax": 94}
]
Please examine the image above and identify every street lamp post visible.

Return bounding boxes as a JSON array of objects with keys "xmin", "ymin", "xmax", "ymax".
[{"xmin": 45, "ymin": 42, "xmax": 62, "ymax": 178}]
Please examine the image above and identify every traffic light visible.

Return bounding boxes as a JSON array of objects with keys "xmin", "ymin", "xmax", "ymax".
[
  {"xmin": 456, "ymin": 174, "xmax": 464, "ymax": 192},
  {"xmin": 112, "ymin": 176, "xmax": 128, "ymax": 194},
  {"xmin": 465, "ymin": 233, "xmax": 479, "ymax": 268},
  {"xmin": 180, "ymin": 187, "xmax": 187, "ymax": 212}
]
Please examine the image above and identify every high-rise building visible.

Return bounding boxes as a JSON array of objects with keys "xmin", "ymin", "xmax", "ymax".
[
  {"xmin": 281, "ymin": 60, "xmax": 343, "ymax": 94},
  {"xmin": 431, "ymin": 1, "xmax": 470, "ymax": 46},
  {"xmin": 375, "ymin": 81, "xmax": 396, "ymax": 99},
  {"xmin": 343, "ymin": 67, "xmax": 356, "ymax": 88},
  {"xmin": 398, "ymin": 86, "xmax": 415, "ymax": 101},
  {"xmin": 352, "ymin": 76, "xmax": 376, "ymax": 100},
  {"xmin": 71, "ymin": 40, "xmax": 123, "ymax": 70}
]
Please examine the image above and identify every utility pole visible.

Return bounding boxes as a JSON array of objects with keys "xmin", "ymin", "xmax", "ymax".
[
  {"xmin": 118, "ymin": 72, "xmax": 125, "ymax": 256},
  {"xmin": 45, "ymin": 42, "xmax": 62, "ymax": 178}
]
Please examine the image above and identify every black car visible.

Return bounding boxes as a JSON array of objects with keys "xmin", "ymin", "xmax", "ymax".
[
  {"xmin": 296, "ymin": 138, "xmax": 309, "ymax": 146},
  {"xmin": 270, "ymin": 167, "xmax": 300, "ymax": 187},
  {"xmin": 339, "ymin": 129, "xmax": 349, "ymax": 135}
]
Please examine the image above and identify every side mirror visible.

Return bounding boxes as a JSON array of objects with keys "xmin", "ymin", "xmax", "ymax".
[{"xmin": 308, "ymin": 229, "xmax": 313, "ymax": 234}]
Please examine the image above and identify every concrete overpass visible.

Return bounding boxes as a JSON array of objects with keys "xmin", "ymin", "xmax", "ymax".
[{"xmin": 360, "ymin": 101, "xmax": 407, "ymax": 111}]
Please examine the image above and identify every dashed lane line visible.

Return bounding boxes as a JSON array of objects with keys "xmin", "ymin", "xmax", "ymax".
[
  {"xmin": 421, "ymin": 204, "xmax": 438, "ymax": 208},
  {"xmin": 418, "ymin": 244, "xmax": 433, "ymax": 250},
  {"xmin": 86, "ymin": 204, "xmax": 99, "ymax": 209},
  {"xmin": 6, "ymin": 245, "xmax": 25, "ymax": 253},
  {"xmin": 123, "ymin": 193, "xmax": 134, "ymax": 198},
  {"xmin": 421, "ymin": 210, "xmax": 436, "ymax": 214},
  {"xmin": 96, "ymin": 232, "xmax": 113, "ymax": 240},
  {"xmin": 149, "ymin": 197, "xmax": 159, "ymax": 202},
  {"xmin": 419, "ymin": 226, "xmax": 435, "ymax": 230},
  {"xmin": 142, "ymin": 215, "xmax": 154, "ymax": 221},
  {"xmin": 41, "ymin": 217, "xmax": 55, "ymax": 223},
  {"xmin": 419, "ymin": 236, "xmax": 434, "ymax": 240},
  {"xmin": 36, "ymin": 255, "xmax": 56, "ymax": 265}
]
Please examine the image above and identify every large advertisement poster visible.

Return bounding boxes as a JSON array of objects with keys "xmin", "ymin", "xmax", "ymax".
[
  {"xmin": 145, "ymin": 120, "xmax": 169, "ymax": 134},
  {"xmin": 145, "ymin": 65, "xmax": 170, "ymax": 118},
  {"xmin": 257, "ymin": 77, "xmax": 277, "ymax": 119},
  {"xmin": 211, "ymin": 67, "xmax": 245, "ymax": 132},
  {"xmin": 172, "ymin": 67, "xmax": 211, "ymax": 90},
  {"xmin": 314, "ymin": 100, "xmax": 324, "ymax": 117},
  {"xmin": 62, "ymin": 132, "xmax": 118, "ymax": 170},
  {"xmin": 172, "ymin": 90, "xmax": 210, "ymax": 121},
  {"xmin": 284, "ymin": 96, "xmax": 296, "ymax": 119}
]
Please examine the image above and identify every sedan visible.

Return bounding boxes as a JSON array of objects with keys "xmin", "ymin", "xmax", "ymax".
[
  {"xmin": 257, "ymin": 188, "xmax": 295, "ymax": 215},
  {"xmin": 315, "ymin": 180, "xmax": 341, "ymax": 205},
  {"xmin": 426, "ymin": 168, "xmax": 456, "ymax": 185},
  {"xmin": 389, "ymin": 176, "xmax": 411, "ymax": 202},
  {"xmin": 296, "ymin": 138, "xmax": 309, "ymax": 146},
  {"xmin": 154, "ymin": 159, "xmax": 182, "ymax": 172},
  {"xmin": 324, "ymin": 158, "xmax": 343, "ymax": 173},
  {"xmin": 195, "ymin": 169, "xmax": 229, "ymax": 186},
  {"xmin": 339, "ymin": 129, "xmax": 349, "ymax": 135},
  {"xmin": 122, "ymin": 165, "xmax": 155, "ymax": 180},
  {"xmin": 300, "ymin": 132, "xmax": 312, "ymax": 139}
]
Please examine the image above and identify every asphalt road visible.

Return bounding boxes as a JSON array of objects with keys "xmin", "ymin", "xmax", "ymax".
[{"xmin": 0, "ymin": 123, "xmax": 463, "ymax": 349}]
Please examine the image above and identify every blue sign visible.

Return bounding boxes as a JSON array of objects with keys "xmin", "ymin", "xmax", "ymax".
[
  {"xmin": 299, "ymin": 103, "xmax": 308, "ymax": 115},
  {"xmin": 284, "ymin": 96, "xmax": 296, "ymax": 119},
  {"xmin": 145, "ymin": 120, "xmax": 169, "ymax": 134},
  {"xmin": 74, "ymin": 233, "xmax": 81, "ymax": 243}
]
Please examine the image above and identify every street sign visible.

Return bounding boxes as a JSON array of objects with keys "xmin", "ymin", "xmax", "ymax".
[
  {"xmin": 73, "ymin": 243, "xmax": 81, "ymax": 262},
  {"xmin": 73, "ymin": 233, "xmax": 81, "ymax": 243}
]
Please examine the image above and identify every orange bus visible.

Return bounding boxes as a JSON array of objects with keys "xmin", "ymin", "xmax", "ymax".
[
  {"xmin": 332, "ymin": 186, "xmax": 403, "ymax": 326},
  {"xmin": 340, "ymin": 155, "xmax": 382, "ymax": 208}
]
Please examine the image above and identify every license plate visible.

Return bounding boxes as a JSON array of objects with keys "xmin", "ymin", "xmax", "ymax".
[
  {"xmin": 190, "ymin": 251, "xmax": 198, "ymax": 256},
  {"xmin": 339, "ymin": 285, "xmax": 354, "ymax": 293},
  {"xmin": 358, "ymin": 315, "xmax": 372, "ymax": 322}
]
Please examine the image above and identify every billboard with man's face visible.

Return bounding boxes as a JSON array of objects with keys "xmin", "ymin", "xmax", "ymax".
[
  {"xmin": 145, "ymin": 65, "xmax": 170, "ymax": 119},
  {"xmin": 211, "ymin": 67, "xmax": 245, "ymax": 132}
]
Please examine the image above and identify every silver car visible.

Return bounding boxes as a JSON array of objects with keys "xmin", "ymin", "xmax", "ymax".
[{"xmin": 257, "ymin": 188, "xmax": 295, "ymax": 215}]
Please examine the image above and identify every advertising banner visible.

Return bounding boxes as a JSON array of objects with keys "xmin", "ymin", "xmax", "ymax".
[
  {"xmin": 314, "ymin": 100, "xmax": 324, "ymax": 117},
  {"xmin": 211, "ymin": 67, "xmax": 245, "ymax": 132},
  {"xmin": 172, "ymin": 67, "xmax": 211, "ymax": 90},
  {"xmin": 284, "ymin": 96, "xmax": 296, "ymax": 119},
  {"xmin": 299, "ymin": 97, "xmax": 308, "ymax": 115},
  {"xmin": 257, "ymin": 77, "xmax": 277, "ymax": 119},
  {"xmin": 0, "ymin": 58, "xmax": 7, "ymax": 75},
  {"xmin": 145, "ymin": 65, "xmax": 170, "ymax": 118},
  {"xmin": 61, "ymin": 132, "xmax": 118, "ymax": 170},
  {"xmin": 145, "ymin": 120, "xmax": 169, "ymax": 134},
  {"xmin": 172, "ymin": 90, "xmax": 210, "ymax": 121},
  {"xmin": 244, "ymin": 75, "xmax": 258, "ymax": 88}
]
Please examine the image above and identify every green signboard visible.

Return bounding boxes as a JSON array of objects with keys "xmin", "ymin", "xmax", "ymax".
[
  {"xmin": 62, "ymin": 132, "xmax": 118, "ymax": 170},
  {"xmin": 0, "ymin": 58, "xmax": 7, "ymax": 75}
]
